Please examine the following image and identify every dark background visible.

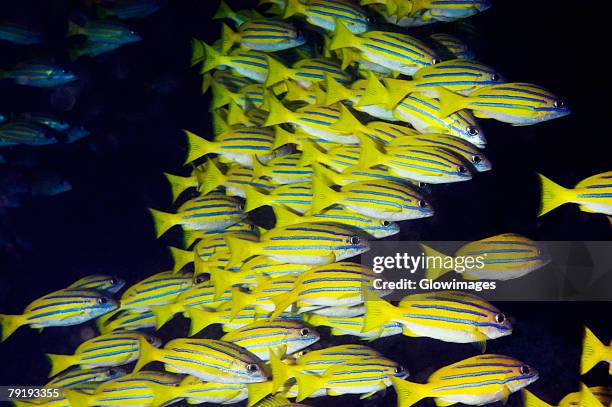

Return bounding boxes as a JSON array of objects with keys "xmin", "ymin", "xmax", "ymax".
[{"xmin": 0, "ymin": 0, "xmax": 611, "ymax": 406}]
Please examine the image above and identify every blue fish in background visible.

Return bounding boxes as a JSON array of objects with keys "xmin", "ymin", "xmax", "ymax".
[
  {"xmin": 0, "ymin": 113, "xmax": 6, "ymax": 123},
  {"xmin": 0, "ymin": 21, "xmax": 43, "ymax": 45},
  {"xmin": 0, "ymin": 62, "xmax": 77, "ymax": 88},
  {"xmin": 70, "ymin": 40, "xmax": 122, "ymax": 60},
  {"xmin": 29, "ymin": 171, "xmax": 72, "ymax": 197},
  {"xmin": 64, "ymin": 125, "xmax": 91, "ymax": 143},
  {"xmin": 97, "ymin": 0, "xmax": 163, "ymax": 19},
  {"xmin": 0, "ymin": 121, "xmax": 57, "ymax": 146},
  {"xmin": 67, "ymin": 20, "xmax": 142, "ymax": 45},
  {"xmin": 18, "ymin": 112, "xmax": 70, "ymax": 132}
]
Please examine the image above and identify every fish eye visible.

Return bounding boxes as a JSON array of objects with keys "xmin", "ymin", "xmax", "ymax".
[
  {"xmin": 300, "ymin": 328, "xmax": 310, "ymax": 336},
  {"xmin": 520, "ymin": 365, "xmax": 531, "ymax": 375},
  {"xmin": 457, "ymin": 165, "xmax": 467, "ymax": 174},
  {"xmin": 246, "ymin": 363, "xmax": 259, "ymax": 373},
  {"xmin": 432, "ymin": 58, "xmax": 441, "ymax": 64},
  {"xmin": 418, "ymin": 199, "xmax": 428, "ymax": 208},
  {"xmin": 97, "ymin": 297, "xmax": 108, "ymax": 304},
  {"xmin": 491, "ymin": 73, "xmax": 500, "ymax": 81},
  {"xmin": 145, "ymin": 336, "xmax": 157, "ymax": 344},
  {"xmin": 394, "ymin": 366, "xmax": 403, "ymax": 374},
  {"xmin": 109, "ymin": 278, "xmax": 117, "ymax": 285},
  {"xmin": 106, "ymin": 369, "xmax": 117, "ymax": 376},
  {"xmin": 472, "ymin": 155, "xmax": 482, "ymax": 164},
  {"xmin": 495, "ymin": 313, "xmax": 506, "ymax": 324},
  {"xmin": 349, "ymin": 236, "xmax": 361, "ymax": 245},
  {"xmin": 466, "ymin": 126, "xmax": 479, "ymax": 136},
  {"xmin": 553, "ymin": 99, "xmax": 565, "ymax": 108},
  {"xmin": 194, "ymin": 275, "xmax": 207, "ymax": 284},
  {"xmin": 381, "ymin": 220, "xmax": 391, "ymax": 227}
]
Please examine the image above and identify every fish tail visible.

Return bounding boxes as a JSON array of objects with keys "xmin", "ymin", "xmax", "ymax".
[
  {"xmin": 264, "ymin": 94, "xmax": 295, "ymax": 127},
  {"xmin": 272, "ymin": 124, "xmax": 298, "ymax": 150},
  {"xmin": 227, "ymin": 101, "xmax": 249, "ymax": 126},
  {"xmin": 212, "ymin": 110, "xmax": 231, "ymax": 134},
  {"xmin": 168, "ymin": 246, "xmax": 194, "ymax": 273},
  {"xmin": 297, "ymin": 141, "xmax": 324, "ymax": 167},
  {"xmin": 270, "ymin": 350, "xmax": 291, "ymax": 391},
  {"xmin": 133, "ymin": 335, "xmax": 159, "ymax": 373},
  {"xmin": 213, "ymin": 0, "xmax": 236, "ymax": 21},
  {"xmin": 264, "ymin": 56, "xmax": 290, "ymax": 88},
  {"xmin": 522, "ymin": 390, "xmax": 553, "ymax": 407},
  {"xmin": 184, "ymin": 129, "xmax": 213, "ymax": 164},
  {"xmin": 220, "ymin": 23, "xmax": 238, "ymax": 53},
  {"xmin": 329, "ymin": 20, "xmax": 359, "ymax": 51},
  {"xmin": 581, "ymin": 327, "xmax": 608, "ymax": 374},
  {"xmin": 358, "ymin": 135, "xmax": 387, "ymax": 169},
  {"xmin": 64, "ymin": 390, "xmax": 93, "ymax": 407},
  {"xmin": 201, "ymin": 72, "xmax": 213, "ymax": 94},
  {"xmin": 269, "ymin": 290, "xmax": 296, "ymax": 319},
  {"xmin": 313, "ymin": 162, "xmax": 344, "ymax": 185},
  {"xmin": 46, "ymin": 353, "xmax": 77, "ymax": 377},
  {"xmin": 356, "ymin": 71, "xmax": 389, "ymax": 107},
  {"xmin": 229, "ymin": 288, "xmax": 254, "ymax": 320},
  {"xmin": 537, "ymin": 173, "xmax": 572, "ymax": 216},
  {"xmin": 437, "ymin": 87, "xmax": 466, "ymax": 117},
  {"xmin": 391, "ymin": 377, "xmax": 428, "ymax": 407},
  {"xmin": 225, "ymin": 236, "xmax": 256, "ymax": 270},
  {"xmin": 308, "ymin": 174, "xmax": 341, "ymax": 215},
  {"xmin": 314, "ymin": 83, "xmax": 327, "ymax": 104},
  {"xmin": 150, "ymin": 303, "xmax": 179, "ymax": 330},
  {"xmin": 272, "ymin": 205, "xmax": 303, "ymax": 228},
  {"xmin": 95, "ymin": 310, "xmax": 117, "ymax": 333},
  {"xmin": 251, "ymin": 157, "xmax": 266, "ymax": 180},
  {"xmin": 362, "ymin": 297, "xmax": 395, "ymax": 333},
  {"xmin": 383, "ymin": 78, "xmax": 414, "ymax": 109},
  {"xmin": 283, "ymin": 0, "xmax": 306, "ymax": 19},
  {"xmin": 0, "ymin": 314, "xmax": 25, "ymax": 342},
  {"xmin": 181, "ymin": 229, "xmax": 199, "ymax": 248},
  {"xmin": 295, "ymin": 372, "xmax": 326, "ymax": 402},
  {"xmin": 211, "ymin": 81, "xmax": 236, "ymax": 110},
  {"xmin": 149, "ymin": 383, "xmax": 182, "ymax": 407},
  {"xmin": 200, "ymin": 41, "xmax": 223, "ymax": 72},
  {"xmin": 66, "ymin": 20, "xmax": 82, "ymax": 37},
  {"xmin": 579, "ymin": 383, "xmax": 605, "ymax": 407},
  {"xmin": 148, "ymin": 208, "xmax": 177, "ymax": 239},
  {"xmin": 244, "ymin": 185, "xmax": 271, "ymax": 212},
  {"xmin": 247, "ymin": 381, "xmax": 274, "ymax": 407},
  {"xmin": 185, "ymin": 306, "xmax": 220, "ymax": 336},
  {"xmin": 191, "ymin": 38, "xmax": 205, "ymax": 66},
  {"xmin": 68, "ymin": 46, "xmax": 81, "ymax": 62},
  {"xmin": 324, "ymin": 75, "xmax": 351, "ymax": 105},
  {"xmin": 420, "ymin": 244, "xmax": 453, "ymax": 280},
  {"xmin": 196, "ymin": 160, "xmax": 226, "ymax": 195},
  {"xmin": 163, "ymin": 172, "xmax": 196, "ymax": 203}
]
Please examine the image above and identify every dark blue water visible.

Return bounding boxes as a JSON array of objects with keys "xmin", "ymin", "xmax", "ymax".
[{"xmin": 0, "ymin": 0, "xmax": 610, "ymax": 406}]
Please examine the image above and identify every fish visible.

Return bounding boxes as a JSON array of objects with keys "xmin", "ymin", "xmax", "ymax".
[
  {"xmin": 148, "ymin": 193, "xmax": 246, "ymax": 238},
  {"xmin": 437, "ymin": 83, "xmax": 570, "ymax": 125},
  {"xmin": 581, "ymin": 326, "xmax": 612, "ymax": 375},
  {"xmin": 392, "ymin": 354, "xmax": 537, "ymax": 407},
  {"xmin": 304, "ymin": 313, "xmax": 403, "ymax": 340},
  {"xmin": 356, "ymin": 136, "xmax": 474, "ymax": 184},
  {"xmin": 363, "ymin": 291, "xmax": 512, "ymax": 349},
  {"xmin": 193, "ymin": 42, "xmax": 271, "ymax": 83},
  {"xmin": 272, "ymin": 204, "xmax": 401, "ymax": 239},
  {"xmin": 329, "ymin": 21, "xmax": 439, "ymax": 76},
  {"xmin": 265, "ymin": 57, "xmax": 351, "ymax": 89},
  {"xmin": 69, "ymin": 40, "xmax": 123, "ymax": 60},
  {"xmin": 97, "ymin": 310, "xmax": 156, "ymax": 334},
  {"xmin": 538, "ymin": 172, "xmax": 612, "ymax": 220},
  {"xmin": 46, "ymin": 331, "xmax": 162, "ymax": 377},
  {"xmin": 224, "ymin": 222, "xmax": 370, "ymax": 267},
  {"xmin": 421, "ymin": 233, "xmax": 550, "ymax": 281},
  {"xmin": 244, "ymin": 181, "xmax": 313, "ymax": 214},
  {"xmin": 67, "ymin": 275, "xmax": 126, "ymax": 293},
  {"xmin": 0, "ymin": 22, "xmax": 43, "ymax": 45},
  {"xmin": 177, "ymin": 375, "xmax": 249, "ymax": 405},
  {"xmin": 309, "ymin": 176, "xmax": 434, "ymax": 221},
  {"xmin": 134, "ymin": 336, "xmax": 269, "ymax": 383},
  {"xmin": 220, "ymin": 20, "xmax": 305, "ymax": 53},
  {"xmin": 523, "ymin": 384, "xmax": 612, "ymax": 407},
  {"xmin": 211, "ymin": 81, "xmax": 266, "ymax": 111},
  {"xmin": 97, "ymin": 0, "xmax": 163, "ymax": 19},
  {"xmin": 193, "ymin": 161, "xmax": 275, "ymax": 197},
  {"xmin": 393, "ymin": 92, "xmax": 486, "ymax": 147},
  {"xmin": 281, "ymin": 0, "xmax": 370, "ymax": 34},
  {"xmin": 252, "ymin": 154, "xmax": 313, "ymax": 185},
  {"xmin": 0, "ymin": 62, "xmax": 77, "ymax": 87},
  {"xmin": 182, "ymin": 220, "xmax": 259, "ymax": 248},
  {"xmin": 214, "ymin": 0, "xmax": 265, "ymax": 26},
  {"xmin": 220, "ymin": 319, "xmax": 320, "ymax": 360},
  {"xmin": 227, "ymin": 275, "xmax": 300, "ymax": 316},
  {"xmin": 268, "ymin": 262, "xmax": 384, "ymax": 318},
  {"xmin": 114, "ymin": 271, "xmax": 193, "ymax": 313},
  {"xmin": 307, "ymin": 304, "xmax": 365, "ymax": 317},
  {"xmin": 429, "ymin": 33, "xmax": 475, "ymax": 60},
  {"xmin": 18, "ymin": 112, "xmax": 70, "ymax": 132},
  {"xmin": 0, "ymin": 121, "xmax": 57, "ymax": 146},
  {"xmin": 45, "ymin": 366, "xmax": 127, "ymax": 388},
  {"xmin": 295, "ymin": 355, "xmax": 409, "ymax": 401},
  {"xmin": 67, "ymin": 20, "xmax": 142, "ymax": 45},
  {"xmin": 411, "ymin": 0, "xmax": 492, "ymax": 23},
  {"xmin": 0, "ymin": 288, "xmax": 118, "ymax": 342}
]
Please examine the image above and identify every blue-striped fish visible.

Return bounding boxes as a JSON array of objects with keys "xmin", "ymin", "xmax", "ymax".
[
  {"xmin": 392, "ymin": 354, "xmax": 537, "ymax": 407},
  {"xmin": 46, "ymin": 331, "xmax": 162, "ymax": 377},
  {"xmin": 69, "ymin": 40, "xmax": 123, "ymax": 60},
  {"xmin": 98, "ymin": 0, "xmax": 163, "ymax": 20},
  {"xmin": 429, "ymin": 33, "xmax": 475, "ymax": 60},
  {"xmin": 273, "ymin": 205, "xmax": 401, "ymax": 239},
  {"xmin": 0, "ymin": 121, "xmax": 57, "ymax": 146},
  {"xmin": 412, "ymin": 0, "xmax": 492, "ymax": 23},
  {"xmin": 196, "ymin": 161, "xmax": 275, "ymax": 197},
  {"xmin": 309, "ymin": 176, "xmax": 434, "ymax": 221},
  {"xmin": 207, "ymin": 68, "xmax": 256, "ymax": 94},
  {"xmin": 225, "ymin": 222, "xmax": 370, "ymax": 267},
  {"xmin": 228, "ymin": 276, "xmax": 300, "ymax": 316},
  {"xmin": 244, "ymin": 181, "xmax": 313, "ymax": 214},
  {"xmin": 211, "ymin": 81, "xmax": 266, "ymax": 111},
  {"xmin": 193, "ymin": 41, "xmax": 271, "ymax": 83},
  {"xmin": 115, "ymin": 271, "xmax": 193, "ymax": 313},
  {"xmin": 393, "ymin": 93, "xmax": 486, "ymax": 147},
  {"xmin": 177, "ymin": 375, "xmax": 249, "ymax": 405},
  {"xmin": 67, "ymin": 275, "xmax": 125, "ymax": 294},
  {"xmin": 538, "ymin": 172, "xmax": 612, "ymax": 221},
  {"xmin": 269, "ymin": 262, "xmax": 384, "ymax": 318},
  {"xmin": 437, "ymin": 83, "xmax": 570, "ymax": 125},
  {"xmin": 0, "ymin": 289, "xmax": 118, "ymax": 342},
  {"xmin": 213, "ymin": 0, "xmax": 264, "ymax": 26},
  {"xmin": 296, "ymin": 355, "xmax": 409, "ymax": 401},
  {"xmin": 97, "ymin": 310, "xmax": 156, "ymax": 334},
  {"xmin": 67, "ymin": 20, "xmax": 141, "ymax": 45},
  {"xmin": 134, "ymin": 337, "xmax": 269, "ymax": 383},
  {"xmin": 64, "ymin": 371, "xmax": 185, "ymax": 407},
  {"xmin": 329, "ymin": 21, "xmax": 439, "ymax": 76},
  {"xmin": 581, "ymin": 327, "xmax": 612, "ymax": 375},
  {"xmin": 0, "ymin": 62, "xmax": 77, "ymax": 87},
  {"xmin": 421, "ymin": 233, "xmax": 550, "ymax": 281},
  {"xmin": 265, "ymin": 56, "xmax": 351, "ymax": 89},
  {"xmin": 221, "ymin": 319, "xmax": 320, "ymax": 360},
  {"xmin": 524, "ymin": 384, "xmax": 612, "ymax": 407},
  {"xmin": 182, "ymin": 220, "xmax": 259, "ymax": 248},
  {"xmin": 363, "ymin": 291, "xmax": 512, "ymax": 349},
  {"xmin": 149, "ymin": 193, "xmax": 246, "ymax": 238},
  {"xmin": 252, "ymin": 153, "xmax": 313, "ymax": 185},
  {"xmin": 281, "ymin": 79, "xmax": 319, "ymax": 105},
  {"xmin": 18, "ymin": 112, "xmax": 70, "ymax": 131},
  {"xmin": 221, "ymin": 20, "xmax": 305, "ymax": 53},
  {"xmin": 46, "ymin": 366, "xmax": 127, "ymax": 389},
  {"xmin": 304, "ymin": 313, "xmax": 403, "ymax": 340},
  {"xmin": 0, "ymin": 22, "xmax": 43, "ymax": 45},
  {"xmin": 356, "ymin": 136, "xmax": 473, "ymax": 184},
  {"xmin": 298, "ymin": 143, "xmax": 361, "ymax": 173},
  {"xmin": 282, "ymin": 0, "xmax": 369, "ymax": 33}
]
